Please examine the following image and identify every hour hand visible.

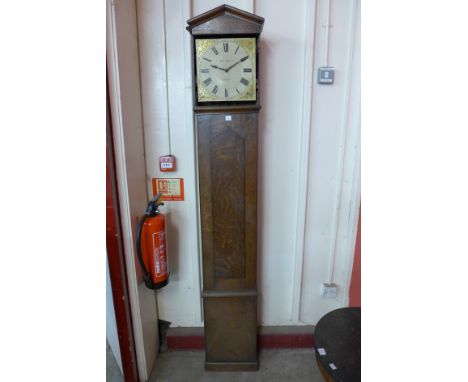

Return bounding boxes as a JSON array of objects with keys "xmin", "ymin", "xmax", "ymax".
[{"xmin": 211, "ymin": 64, "xmax": 227, "ymax": 72}]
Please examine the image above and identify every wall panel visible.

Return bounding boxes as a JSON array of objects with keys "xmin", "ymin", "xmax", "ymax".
[
  {"xmin": 138, "ymin": 0, "xmax": 203, "ymax": 326},
  {"xmin": 300, "ymin": 0, "xmax": 361, "ymax": 323},
  {"xmin": 255, "ymin": 0, "xmax": 309, "ymax": 325}
]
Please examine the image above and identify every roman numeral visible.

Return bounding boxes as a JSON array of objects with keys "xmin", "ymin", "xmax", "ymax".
[
  {"xmin": 211, "ymin": 46, "xmax": 219, "ymax": 55},
  {"xmin": 240, "ymin": 78, "xmax": 249, "ymax": 86},
  {"xmin": 225, "ymin": 88, "xmax": 228, "ymax": 98},
  {"xmin": 204, "ymin": 78, "xmax": 212, "ymax": 86},
  {"xmin": 203, "ymin": 57, "xmax": 212, "ymax": 62},
  {"xmin": 223, "ymin": 43, "xmax": 228, "ymax": 52},
  {"xmin": 236, "ymin": 88, "xmax": 240, "ymax": 94},
  {"xmin": 201, "ymin": 68, "xmax": 210, "ymax": 73},
  {"xmin": 243, "ymin": 68, "xmax": 252, "ymax": 73},
  {"xmin": 234, "ymin": 46, "xmax": 240, "ymax": 55},
  {"xmin": 240, "ymin": 56, "xmax": 249, "ymax": 62},
  {"xmin": 212, "ymin": 85, "xmax": 219, "ymax": 95}
]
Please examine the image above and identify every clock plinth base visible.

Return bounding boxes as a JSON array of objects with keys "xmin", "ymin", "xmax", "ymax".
[
  {"xmin": 203, "ymin": 293, "xmax": 258, "ymax": 371},
  {"xmin": 205, "ymin": 361, "xmax": 259, "ymax": 372}
]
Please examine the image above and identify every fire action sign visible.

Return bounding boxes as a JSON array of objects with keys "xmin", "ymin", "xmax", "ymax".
[{"xmin": 152, "ymin": 178, "xmax": 185, "ymax": 201}]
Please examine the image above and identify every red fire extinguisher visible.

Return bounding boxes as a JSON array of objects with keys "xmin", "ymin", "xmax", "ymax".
[{"xmin": 136, "ymin": 193, "xmax": 169, "ymax": 290}]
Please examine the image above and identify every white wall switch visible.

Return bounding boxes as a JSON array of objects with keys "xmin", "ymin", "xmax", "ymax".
[
  {"xmin": 318, "ymin": 67, "xmax": 335, "ymax": 84},
  {"xmin": 321, "ymin": 283, "xmax": 338, "ymax": 298}
]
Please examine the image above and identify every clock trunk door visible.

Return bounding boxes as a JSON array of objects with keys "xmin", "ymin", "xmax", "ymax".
[{"xmin": 197, "ymin": 113, "xmax": 257, "ymax": 292}]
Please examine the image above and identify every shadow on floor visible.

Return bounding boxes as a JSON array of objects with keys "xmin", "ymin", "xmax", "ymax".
[{"xmin": 150, "ymin": 349, "xmax": 323, "ymax": 382}]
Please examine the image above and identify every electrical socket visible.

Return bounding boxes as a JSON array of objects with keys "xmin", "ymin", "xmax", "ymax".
[{"xmin": 321, "ymin": 283, "xmax": 338, "ymax": 299}]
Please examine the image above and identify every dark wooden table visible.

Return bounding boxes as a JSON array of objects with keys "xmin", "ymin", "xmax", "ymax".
[{"xmin": 314, "ymin": 307, "xmax": 361, "ymax": 382}]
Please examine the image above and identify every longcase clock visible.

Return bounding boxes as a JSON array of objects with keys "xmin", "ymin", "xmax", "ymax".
[{"xmin": 187, "ymin": 4, "xmax": 264, "ymax": 371}]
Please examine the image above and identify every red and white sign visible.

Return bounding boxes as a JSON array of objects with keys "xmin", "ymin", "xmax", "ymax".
[{"xmin": 152, "ymin": 178, "xmax": 184, "ymax": 201}]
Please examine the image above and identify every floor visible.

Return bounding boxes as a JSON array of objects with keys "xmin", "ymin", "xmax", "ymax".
[
  {"xmin": 107, "ymin": 346, "xmax": 323, "ymax": 381},
  {"xmin": 107, "ymin": 340, "xmax": 123, "ymax": 382},
  {"xmin": 149, "ymin": 349, "xmax": 323, "ymax": 382}
]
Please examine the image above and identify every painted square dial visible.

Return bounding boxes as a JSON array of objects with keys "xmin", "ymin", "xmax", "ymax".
[{"xmin": 195, "ymin": 37, "xmax": 256, "ymax": 102}]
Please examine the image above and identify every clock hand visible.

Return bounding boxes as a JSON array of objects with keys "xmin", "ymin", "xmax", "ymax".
[
  {"xmin": 225, "ymin": 60, "xmax": 242, "ymax": 72},
  {"xmin": 211, "ymin": 64, "xmax": 227, "ymax": 72},
  {"xmin": 226, "ymin": 56, "xmax": 249, "ymax": 72}
]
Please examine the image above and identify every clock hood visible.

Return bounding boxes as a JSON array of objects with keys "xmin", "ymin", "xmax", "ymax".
[{"xmin": 186, "ymin": 4, "xmax": 264, "ymax": 36}]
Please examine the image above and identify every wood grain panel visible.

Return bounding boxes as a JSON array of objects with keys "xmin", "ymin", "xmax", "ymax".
[
  {"xmin": 204, "ymin": 296, "xmax": 258, "ymax": 366},
  {"xmin": 196, "ymin": 112, "xmax": 258, "ymax": 290},
  {"xmin": 211, "ymin": 124, "xmax": 246, "ymax": 278}
]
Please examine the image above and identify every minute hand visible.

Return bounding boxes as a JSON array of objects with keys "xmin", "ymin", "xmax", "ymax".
[{"xmin": 226, "ymin": 56, "xmax": 249, "ymax": 72}]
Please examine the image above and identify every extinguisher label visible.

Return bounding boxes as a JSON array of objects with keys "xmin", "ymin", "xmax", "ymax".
[{"xmin": 152, "ymin": 231, "xmax": 167, "ymax": 277}]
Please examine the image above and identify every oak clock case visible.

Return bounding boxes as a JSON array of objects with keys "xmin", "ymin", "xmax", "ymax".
[{"xmin": 187, "ymin": 4, "xmax": 264, "ymax": 372}]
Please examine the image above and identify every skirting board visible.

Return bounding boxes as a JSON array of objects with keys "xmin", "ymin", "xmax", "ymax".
[{"xmin": 167, "ymin": 326, "xmax": 315, "ymax": 351}]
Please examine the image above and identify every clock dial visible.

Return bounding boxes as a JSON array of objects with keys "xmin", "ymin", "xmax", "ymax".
[{"xmin": 196, "ymin": 38, "xmax": 256, "ymax": 102}]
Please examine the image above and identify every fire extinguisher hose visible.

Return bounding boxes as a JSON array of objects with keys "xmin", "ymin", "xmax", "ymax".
[{"xmin": 136, "ymin": 213, "xmax": 154, "ymax": 289}]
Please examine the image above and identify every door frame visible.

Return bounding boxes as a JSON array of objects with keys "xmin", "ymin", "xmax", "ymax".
[
  {"xmin": 106, "ymin": 0, "xmax": 160, "ymax": 379},
  {"xmin": 107, "ymin": 81, "xmax": 139, "ymax": 382}
]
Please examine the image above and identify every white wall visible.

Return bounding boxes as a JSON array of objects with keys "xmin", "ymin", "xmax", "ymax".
[
  {"xmin": 300, "ymin": 0, "xmax": 361, "ymax": 324},
  {"xmin": 136, "ymin": 0, "xmax": 360, "ymax": 327}
]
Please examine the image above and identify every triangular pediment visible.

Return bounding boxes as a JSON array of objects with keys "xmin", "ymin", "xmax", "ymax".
[{"xmin": 187, "ymin": 4, "xmax": 264, "ymax": 36}]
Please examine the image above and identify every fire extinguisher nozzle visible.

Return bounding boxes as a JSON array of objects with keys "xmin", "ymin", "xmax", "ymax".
[{"xmin": 146, "ymin": 192, "xmax": 164, "ymax": 216}]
